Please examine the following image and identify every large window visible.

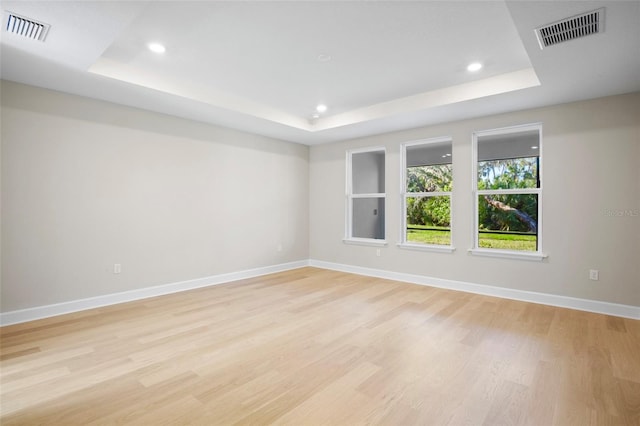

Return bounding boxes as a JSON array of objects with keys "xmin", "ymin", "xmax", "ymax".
[
  {"xmin": 345, "ymin": 147, "xmax": 386, "ymax": 243},
  {"xmin": 472, "ymin": 124, "xmax": 544, "ymax": 259},
  {"xmin": 400, "ymin": 138, "xmax": 453, "ymax": 251}
]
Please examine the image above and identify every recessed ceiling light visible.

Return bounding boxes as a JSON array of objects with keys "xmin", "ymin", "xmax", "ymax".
[
  {"xmin": 467, "ymin": 62, "xmax": 482, "ymax": 72},
  {"xmin": 531, "ymin": 146, "xmax": 539, "ymax": 149},
  {"xmin": 317, "ymin": 54, "xmax": 332, "ymax": 62},
  {"xmin": 312, "ymin": 113, "xmax": 320, "ymax": 119},
  {"xmin": 316, "ymin": 104, "xmax": 328, "ymax": 113},
  {"xmin": 148, "ymin": 42, "xmax": 166, "ymax": 54}
]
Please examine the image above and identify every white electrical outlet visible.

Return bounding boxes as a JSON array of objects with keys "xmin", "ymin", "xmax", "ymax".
[
  {"xmin": 589, "ymin": 269, "xmax": 599, "ymax": 281},
  {"xmin": 376, "ymin": 249, "xmax": 381, "ymax": 257},
  {"xmin": 114, "ymin": 264, "xmax": 121, "ymax": 274},
  {"xmin": 277, "ymin": 244, "xmax": 283, "ymax": 252}
]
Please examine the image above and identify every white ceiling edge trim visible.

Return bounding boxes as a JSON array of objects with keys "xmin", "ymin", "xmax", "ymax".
[
  {"xmin": 89, "ymin": 57, "xmax": 310, "ymax": 131},
  {"xmin": 89, "ymin": 57, "xmax": 540, "ymax": 135},
  {"xmin": 312, "ymin": 68, "xmax": 541, "ymax": 132}
]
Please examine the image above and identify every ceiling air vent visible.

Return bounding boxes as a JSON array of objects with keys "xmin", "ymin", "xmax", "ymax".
[
  {"xmin": 535, "ymin": 8, "xmax": 604, "ymax": 49},
  {"xmin": 4, "ymin": 12, "xmax": 50, "ymax": 41}
]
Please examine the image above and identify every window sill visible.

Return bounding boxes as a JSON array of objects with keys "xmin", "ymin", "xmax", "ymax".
[
  {"xmin": 397, "ymin": 243, "xmax": 455, "ymax": 254},
  {"xmin": 468, "ymin": 248, "xmax": 548, "ymax": 262},
  {"xmin": 343, "ymin": 238, "xmax": 388, "ymax": 247}
]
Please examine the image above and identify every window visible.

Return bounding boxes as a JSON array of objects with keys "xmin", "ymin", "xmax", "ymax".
[
  {"xmin": 345, "ymin": 147, "xmax": 386, "ymax": 244},
  {"xmin": 472, "ymin": 124, "xmax": 545, "ymax": 260},
  {"xmin": 400, "ymin": 137, "xmax": 454, "ymax": 252}
]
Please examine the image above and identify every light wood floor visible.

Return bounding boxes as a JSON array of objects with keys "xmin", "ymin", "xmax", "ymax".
[{"xmin": 1, "ymin": 267, "xmax": 639, "ymax": 425}]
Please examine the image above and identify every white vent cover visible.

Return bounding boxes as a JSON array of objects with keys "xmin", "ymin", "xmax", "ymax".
[
  {"xmin": 4, "ymin": 12, "xmax": 49, "ymax": 41},
  {"xmin": 535, "ymin": 8, "xmax": 604, "ymax": 49}
]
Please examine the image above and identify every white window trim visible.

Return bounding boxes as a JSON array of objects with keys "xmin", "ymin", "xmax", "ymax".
[
  {"xmin": 471, "ymin": 123, "xmax": 546, "ymax": 261},
  {"xmin": 468, "ymin": 248, "xmax": 547, "ymax": 261},
  {"xmin": 344, "ymin": 146, "xmax": 387, "ymax": 244},
  {"xmin": 398, "ymin": 242, "xmax": 456, "ymax": 253},
  {"xmin": 400, "ymin": 137, "xmax": 455, "ymax": 252},
  {"xmin": 343, "ymin": 238, "xmax": 388, "ymax": 247}
]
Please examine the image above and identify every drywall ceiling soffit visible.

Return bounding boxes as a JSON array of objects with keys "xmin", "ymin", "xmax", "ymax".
[{"xmin": 1, "ymin": 1, "xmax": 639, "ymax": 145}]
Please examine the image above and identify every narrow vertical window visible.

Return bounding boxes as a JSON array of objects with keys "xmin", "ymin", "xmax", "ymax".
[
  {"xmin": 472, "ymin": 124, "xmax": 544, "ymax": 259},
  {"xmin": 399, "ymin": 138, "xmax": 454, "ymax": 251},
  {"xmin": 345, "ymin": 148, "xmax": 386, "ymax": 243}
]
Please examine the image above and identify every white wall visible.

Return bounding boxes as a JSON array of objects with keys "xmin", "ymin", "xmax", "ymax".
[
  {"xmin": 310, "ymin": 93, "xmax": 640, "ymax": 307},
  {"xmin": 2, "ymin": 81, "xmax": 638, "ymax": 316},
  {"xmin": 1, "ymin": 81, "xmax": 309, "ymax": 313}
]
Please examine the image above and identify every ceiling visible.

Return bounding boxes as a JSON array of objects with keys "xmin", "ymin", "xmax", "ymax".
[{"xmin": 1, "ymin": 1, "xmax": 639, "ymax": 145}]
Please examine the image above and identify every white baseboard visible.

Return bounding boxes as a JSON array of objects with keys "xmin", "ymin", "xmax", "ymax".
[
  {"xmin": 2, "ymin": 259, "xmax": 638, "ymax": 326},
  {"xmin": 308, "ymin": 259, "xmax": 640, "ymax": 320},
  {"xmin": 0, "ymin": 260, "xmax": 309, "ymax": 326}
]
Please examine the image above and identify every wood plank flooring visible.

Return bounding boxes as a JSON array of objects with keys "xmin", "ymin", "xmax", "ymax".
[{"xmin": 1, "ymin": 267, "xmax": 639, "ymax": 425}]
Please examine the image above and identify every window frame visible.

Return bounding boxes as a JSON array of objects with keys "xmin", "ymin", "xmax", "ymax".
[
  {"xmin": 398, "ymin": 137, "xmax": 455, "ymax": 253},
  {"xmin": 344, "ymin": 146, "xmax": 387, "ymax": 246},
  {"xmin": 470, "ymin": 123, "xmax": 547, "ymax": 261}
]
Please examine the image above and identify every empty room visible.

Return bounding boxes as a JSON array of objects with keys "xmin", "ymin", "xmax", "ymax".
[{"xmin": 1, "ymin": 1, "xmax": 639, "ymax": 425}]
